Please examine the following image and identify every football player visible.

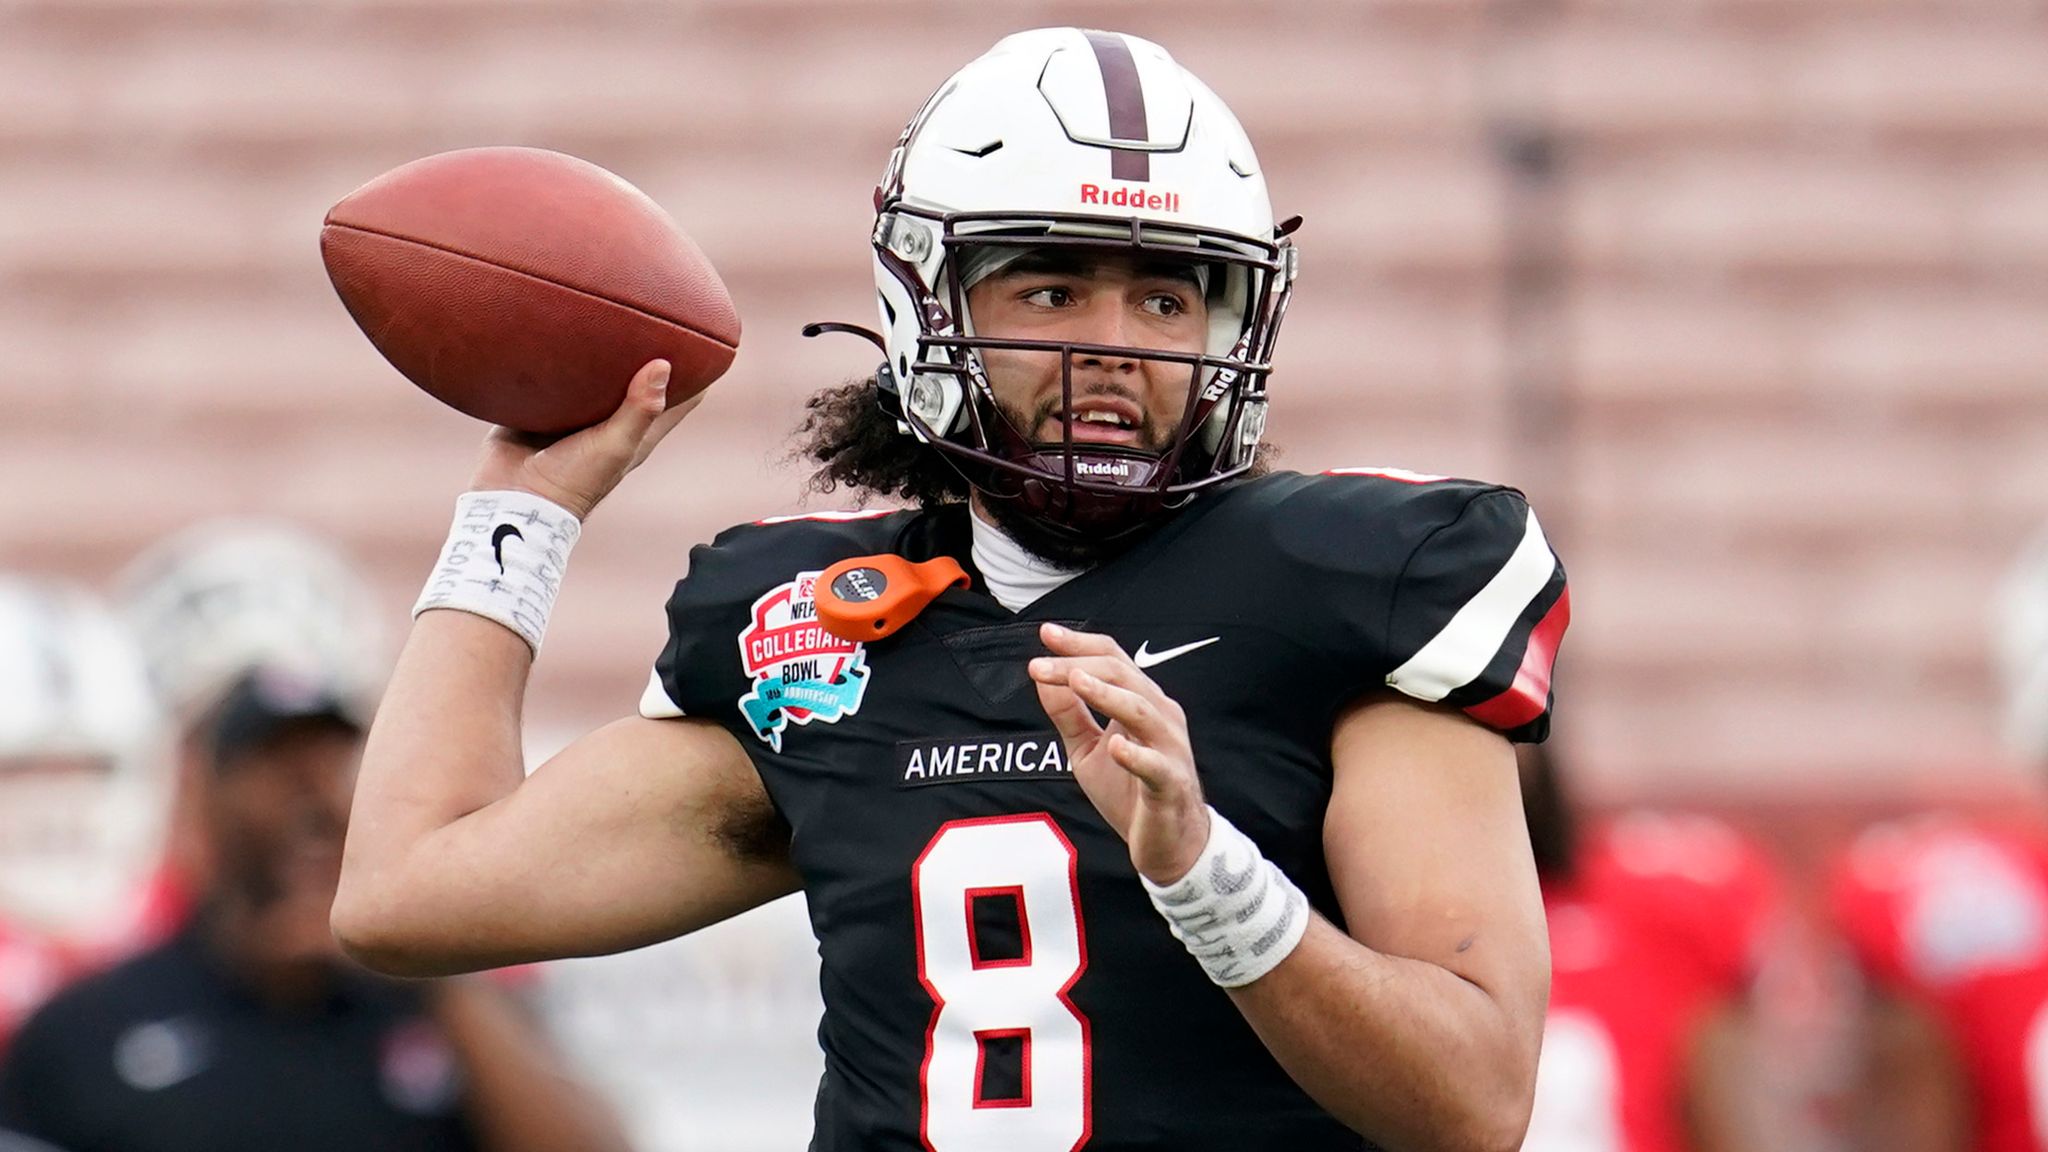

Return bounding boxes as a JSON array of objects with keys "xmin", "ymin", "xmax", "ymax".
[
  {"xmin": 334, "ymin": 28, "xmax": 1571, "ymax": 1152},
  {"xmin": 1517, "ymin": 745, "xmax": 1781, "ymax": 1152},
  {"xmin": 0, "ymin": 576, "xmax": 166, "ymax": 1051},
  {"xmin": 1825, "ymin": 525, "xmax": 2048, "ymax": 1152}
]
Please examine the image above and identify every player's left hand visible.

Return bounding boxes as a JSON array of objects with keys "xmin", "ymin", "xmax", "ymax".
[{"xmin": 1030, "ymin": 623, "xmax": 1211, "ymax": 886}]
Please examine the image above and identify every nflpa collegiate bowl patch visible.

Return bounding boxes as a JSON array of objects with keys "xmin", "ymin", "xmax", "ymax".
[{"xmin": 737, "ymin": 571, "xmax": 872, "ymax": 751}]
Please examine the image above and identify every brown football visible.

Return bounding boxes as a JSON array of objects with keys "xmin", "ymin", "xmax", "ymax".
[{"xmin": 321, "ymin": 147, "xmax": 740, "ymax": 435}]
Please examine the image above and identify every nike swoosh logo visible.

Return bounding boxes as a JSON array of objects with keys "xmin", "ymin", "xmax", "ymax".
[
  {"xmin": 491, "ymin": 523, "xmax": 523, "ymax": 573},
  {"xmin": 1133, "ymin": 636, "xmax": 1221, "ymax": 669},
  {"xmin": 1210, "ymin": 849, "xmax": 1260, "ymax": 897}
]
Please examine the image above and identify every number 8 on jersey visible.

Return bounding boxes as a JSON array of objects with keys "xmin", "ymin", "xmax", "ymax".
[{"xmin": 913, "ymin": 815, "xmax": 1091, "ymax": 1151}]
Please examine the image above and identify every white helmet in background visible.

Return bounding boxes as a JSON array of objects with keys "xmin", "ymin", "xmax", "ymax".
[
  {"xmin": 115, "ymin": 520, "xmax": 386, "ymax": 724},
  {"xmin": 867, "ymin": 27, "xmax": 1298, "ymax": 539},
  {"xmin": 1998, "ymin": 523, "xmax": 2048, "ymax": 763},
  {"xmin": 0, "ymin": 577, "xmax": 166, "ymax": 931}
]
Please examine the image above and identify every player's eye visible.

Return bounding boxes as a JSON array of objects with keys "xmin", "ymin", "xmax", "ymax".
[
  {"xmin": 1021, "ymin": 286, "xmax": 1075, "ymax": 308},
  {"xmin": 1140, "ymin": 291, "xmax": 1193, "ymax": 318}
]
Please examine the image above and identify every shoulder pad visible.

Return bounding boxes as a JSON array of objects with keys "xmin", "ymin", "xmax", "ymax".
[{"xmin": 1252, "ymin": 470, "xmax": 1569, "ymax": 740}]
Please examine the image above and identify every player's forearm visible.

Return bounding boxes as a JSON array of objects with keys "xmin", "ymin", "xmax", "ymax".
[
  {"xmin": 1229, "ymin": 916, "xmax": 1539, "ymax": 1152},
  {"xmin": 334, "ymin": 610, "xmax": 534, "ymax": 967}
]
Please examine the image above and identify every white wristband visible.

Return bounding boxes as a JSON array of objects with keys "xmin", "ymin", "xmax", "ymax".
[
  {"xmin": 1141, "ymin": 807, "xmax": 1311, "ymax": 989},
  {"xmin": 413, "ymin": 491, "xmax": 582, "ymax": 656}
]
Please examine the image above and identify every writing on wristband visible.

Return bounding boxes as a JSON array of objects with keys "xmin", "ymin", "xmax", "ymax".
[
  {"xmin": 1142, "ymin": 806, "xmax": 1310, "ymax": 988},
  {"xmin": 413, "ymin": 491, "xmax": 582, "ymax": 655}
]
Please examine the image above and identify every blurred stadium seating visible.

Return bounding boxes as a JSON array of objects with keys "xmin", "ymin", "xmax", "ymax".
[{"xmin": 5, "ymin": 0, "xmax": 2043, "ymax": 796}]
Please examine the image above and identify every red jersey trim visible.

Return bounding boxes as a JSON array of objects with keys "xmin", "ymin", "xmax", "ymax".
[{"xmin": 1465, "ymin": 585, "xmax": 1571, "ymax": 730}]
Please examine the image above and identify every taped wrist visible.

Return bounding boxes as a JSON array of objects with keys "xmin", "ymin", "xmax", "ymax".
[
  {"xmin": 412, "ymin": 491, "xmax": 581, "ymax": 656},
  {"xmin": 1141, "ymin": 806, "xmax": 1310, "ymax": 988}
]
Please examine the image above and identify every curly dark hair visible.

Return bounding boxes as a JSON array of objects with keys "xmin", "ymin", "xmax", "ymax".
[{"xmin": 792, "ymin": 374, "xmax": 969, "ymax": 507}]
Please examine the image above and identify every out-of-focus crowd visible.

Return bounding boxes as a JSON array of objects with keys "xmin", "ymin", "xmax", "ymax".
[
  {"xmin": 1525, "ymin": 519, "xmax": 2048, "ymax": 1152},
  {"xmin": 3, "ymin": 518, "xmax": 2048, "ymax": 1152},
  {"xmin": 0, "ymin": 523, "xmax": 636, "ymax": 1152}
]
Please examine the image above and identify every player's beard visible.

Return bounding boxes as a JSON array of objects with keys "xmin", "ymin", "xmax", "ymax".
[
  {"xmin": 980, "ymin": 390, "xmax": 1180, "ymax": 571},
  {"xmin": 977, "ymin": 491, "xmax": 1154, "ymax": 571}
]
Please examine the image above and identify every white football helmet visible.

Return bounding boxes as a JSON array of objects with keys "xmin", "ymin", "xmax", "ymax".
[
  {"xmin": 115, "ymin": 520, "xmax": 386, "ymax": 724},
  {"xmin": 864, "ymin": 27, "xmax": 1297, "ymax": 538},
  {"xmin": 0, "ymin": 577, "xmax": 167, "ymax": 932}
]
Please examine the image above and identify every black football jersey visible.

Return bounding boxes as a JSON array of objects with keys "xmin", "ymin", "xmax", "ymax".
[{"xmin": 643, "ymin": 469, "xmax": 1568, "ymax": 1152}]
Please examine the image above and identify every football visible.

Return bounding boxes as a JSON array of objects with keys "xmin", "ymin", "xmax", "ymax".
[{"xmin": 320, "ymin": 147, "xmax": 741, "ymax": 435}]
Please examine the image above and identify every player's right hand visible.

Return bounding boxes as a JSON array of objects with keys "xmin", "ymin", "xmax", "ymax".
[
  {"xmin": 467, "ymin": 359, "xmax": 699, "ymax": 520},
  {"xmin": 1030, "ymin": 623, "xmax": 1211, "ymax": 887}
]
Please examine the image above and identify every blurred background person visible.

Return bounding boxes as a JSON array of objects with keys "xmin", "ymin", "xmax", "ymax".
[
  {"xmin": 108, "ymin": 520, "xmax": 393, "ymax": 952},
  {"xmin": 1519, "ymin": 743, "xmax": 1782, "ymax": 1152},
  {"xmin": 110, "ymin": 520, "xmax": 730, "ymax": 1148},
  {"xmin": 107, "ymin": 520, "xmax": 822, "ymax": 1151},
  {"xmin": 0, "ymin": 576, "xmax": 167, "ymax": 1052},
  {"xmin": 0, "ymin": 665, "xmax": 631, "ymax": 1152},
  {"xmin": 1823, "ymin": 527, "xmax": 2048, "ymax": 1152}
]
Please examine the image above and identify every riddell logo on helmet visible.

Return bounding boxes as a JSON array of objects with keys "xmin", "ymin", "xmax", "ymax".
[
  {"xmin": 1074, "ymin": 459, "xmax": 1136, "ymax": 479},
  {"xmin": 1078, "ymin": 184, "xmax": 1181, "ymax": 213}
]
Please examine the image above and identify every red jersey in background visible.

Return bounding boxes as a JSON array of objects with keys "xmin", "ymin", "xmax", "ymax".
[
  {"xmin": 1832, "ymin": 815, "xmax": 2048, "ymax": 1152},
  {"xmin": 1523, "ymin": 813, "xmax": 1779, "ymax": 1152}
]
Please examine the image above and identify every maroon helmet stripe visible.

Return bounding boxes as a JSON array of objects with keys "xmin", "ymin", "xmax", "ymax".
[{"xmin": 1083, "ymin": 30, "xmax": 1150, "ymax": 182}]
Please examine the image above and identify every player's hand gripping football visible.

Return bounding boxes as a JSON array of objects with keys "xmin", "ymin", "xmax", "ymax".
[
  {"xmin": 467, "ymin": 358, "xmax": 700, "ymax": 520},
  {"xmin": 1030, "ymin": 623, "xmax": 1211, "ymax": 886}
]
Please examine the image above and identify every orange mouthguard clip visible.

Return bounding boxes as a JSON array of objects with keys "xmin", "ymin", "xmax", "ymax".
[{"xmin": 816, "ymin": 554, "xmax": 971, "ymax": 642}]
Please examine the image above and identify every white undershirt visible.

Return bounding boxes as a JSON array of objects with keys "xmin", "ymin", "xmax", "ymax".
[{"xmin": 969, "ymin": 503, "xmax": 1082, "ymax": 612}]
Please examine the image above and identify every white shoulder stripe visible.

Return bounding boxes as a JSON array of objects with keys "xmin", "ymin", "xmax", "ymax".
[
  {"xmin": 1325, "ymin": 466, "xmax": 1450, "ymax": 484},
  {"xmin": 639, "ymin": 667, "xmax": 686, "ymax": 719},
  {"xmin": 1386, "ymin": 508, "xmax": 1555, "ymax": 703},
  {"xmin": 754, "ymin": 509, "xmax": 892, "ymax": 525}
]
